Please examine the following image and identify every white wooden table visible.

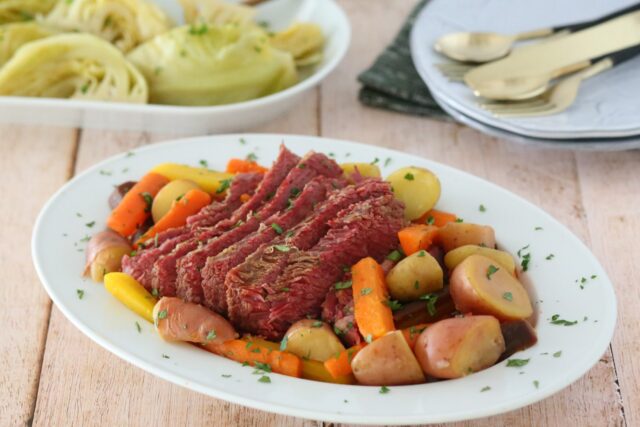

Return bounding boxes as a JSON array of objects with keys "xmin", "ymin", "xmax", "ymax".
[{"xmin": 2, "ymin": 1, "xmax": 638, "ymax": 425}]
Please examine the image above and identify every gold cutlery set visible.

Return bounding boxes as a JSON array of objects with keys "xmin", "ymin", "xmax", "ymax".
[{"xmin": 433, "ymin": 4, "xmax": 640, "ymax": 117}]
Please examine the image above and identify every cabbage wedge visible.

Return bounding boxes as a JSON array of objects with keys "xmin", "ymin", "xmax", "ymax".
[
  {"xmin": 42, "ymin": 0, "xmax": 173, "ymax": 52},
  {"xmin": 0, "ymin": 33, "xmax": 148, "ymax": 103},
  {"xmin": 179, "ymin": 0, "xmax": 255, "ymax": 27},
  {"xmin": 127, "ymin": 24, "xmax": 298, "ymax": 106},
  {"xmin": 270, "ymin": 23, "xmax": 324, "ymax": 67},
  {"xmin": 0, "ymin": 0, "xmax": 56, "ymax": 24},
  {"xmin": 0, "ymin": 22, "xmax": 59, "ymax": 66}
]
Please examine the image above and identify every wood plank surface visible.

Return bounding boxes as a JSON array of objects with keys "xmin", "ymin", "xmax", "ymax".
[
  {"xmin": 2, "ymin": 1, "xmax": 635, "ymax": 426},
  {"xmin": 0, "ymin": 125, "xmax": 77, "ymax": 426}
]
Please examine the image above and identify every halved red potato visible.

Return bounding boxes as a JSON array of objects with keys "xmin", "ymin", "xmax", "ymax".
[
  {"xmin": 437, "ymin": 222, "xmax": 496, "ymax": 252},
  {"xmin": 450, "ymin": 254, "xmax": 533, "ymax": 320},
  {"xmin": 414, "ymin": 315, "xmax": 505, "ymax": 379},
  {"xmin": 283, "ymin": 319, "xmax": 345, "ymax": 362},
  {"xmin": 444, "ymin": 244, "xmax": 516, "ymax": 275},
  {"xmin": 351, "ymin": 331, "xmax": 425, "ymax": 385}
]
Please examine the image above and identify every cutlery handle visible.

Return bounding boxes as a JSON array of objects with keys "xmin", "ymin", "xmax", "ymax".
[
  {"xmin": 592, "ymin": 44, "xmax": 640, "ymax": 66},
  {"xmin": 552, "ymin": 2, "xmax": 640, "ymax": 33}
]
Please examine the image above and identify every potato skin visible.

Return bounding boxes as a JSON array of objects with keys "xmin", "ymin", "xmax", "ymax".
[
  {"xmin": 450, "ymin": 255, "xmax": 533, "ymax": 320},
  {"xmin": 386, "ymin": 250, "xmax": 443, "ymax": 301},
  {"xmin": 283, "ymin": 319, "xmax": 345, "ymax": 362},
  {"xmin": 151, "ymin": 179, "xmax": 199, "ymax": 222},
  {"xmin": 444, "ymin": 245, "xmax": 515, "ymax": 274},
  {"xmin": 387, "ymin": 166, "xmax": 441, "ymax": 220},
  {"xmin": 340, "ymin": 163, "xmax": 381, "ymax": 179},
  {"xmin": 414, "ymin": 316, "xmax": 505, "ymax": 379},
  {"xmin": 351, "ymin": 331, "xmax": 425, "ymax": 385},
  {"xmin": 437, "ymin": 223, "xmax": 496, "ymax": 253}
]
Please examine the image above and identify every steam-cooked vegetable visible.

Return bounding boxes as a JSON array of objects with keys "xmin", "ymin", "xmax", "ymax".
[
  {"xmin": 397, "ymin": 224, "xmax": 438, "ymax": 256},
  {"xmin": 0, "ymin": 33, "xmax": 148, "ymax": 102},
  {"xmin": 444, "ymin": 245, "xmax": 516, "ymax": 275},
  {"xmin": 0, "ymin": 0, "xmax": 56, "ymax": 25},
  {"xmin": 84, "ymin": 229, "xmax": 132, "ymax": 282},
  {"xmin": 416, "ymin": 209, "xmax": 457, "ymax": 227},
  {"xmin": 414, "ymin": 316, "xmax": 505, "ymax": 379},
  {"xmin": 104, "ymin": 272, "xmax": 157, "ymax": 322},
  {"xmin": 127, "ymin": 24, "xmax": 298, "ymax": 106},
  {"xmin": 282, "ymin": 319, "xmax": 345, "ymax": 362},
  {"xmin": 179, "ymin": 0, "xmax": 256, "ymax": 27},
  {"xmin": 108, "ymin": 181, "xmax": 136, "ymax": 210},
  {"xmin": 206, "ymin": 339, "xmax": 302, "ymax": 377},
  {"xmin": 386, "ymin": 249, "xmax": 443, "ymax": 301},
  {"xmin": 340, "ymin": 163, "xmax": 381, "ymax": 180},
  {"xmin": 352, "ymin": 257, "xmax": 395, "ymax": 341},
  {"xmin": 436, "ymin": 222, "xmax": 496, "ymax": 252},
  {"xmin": 351, "ymin": 331, "xmax": 425, "ymax": 386},
  {"xmin": 150, "ymin": 163, "xmax": 232, "ymax": 194},
  {"xmin": 0, "ymin": 22, "xmax": 58, "ymax": 66},
  {"xmin": 153, "ymin": 297, "xmax": 237, "ymax": 345},
  {"xmin": 323, "ymin": 344, "xmax": 366, "ymax": 379},
  {"xmin": 400, "ymin": 323, "xmax": 429, "ymax": 349},
  {"xmin": 226, "ymin": 158, "xmax": 268, "ymax": 174},
  {"xmin": 137, "ymin": 188, "xmax": 211, "ymax": 245},
  {"xmin": 270, "ymin": 23, "xmax": 324, "ymax": 67},
  {"xmin": 151, "ymin": 179, "xmax": 200, "ymax": 223},
  {"xmin": 387, "ymin": 166, "xmax": 441, "ymax": 220},
  {"xmin": 449, "ymin": 255, "xmax": 533, "ymax": 320},
  {"xmin": 107, "ymin": 171, "xmax": 169, "ymax": 237},
  {"xmin": 43, "ymin": 0, "xmax": 172, "ymax": 52}
]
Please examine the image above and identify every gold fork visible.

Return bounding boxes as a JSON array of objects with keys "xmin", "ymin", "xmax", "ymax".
[{"xmin": 478, "ymin": 46, "xmax": 640, "ymax": 117}]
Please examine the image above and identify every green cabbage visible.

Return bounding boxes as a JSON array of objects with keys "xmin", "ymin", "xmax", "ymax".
[
  {"xmin": 127, "ymin": 24, "xmax": 298, "ymax": 106},
  {"xmin": 0, "ymin": 33, "xmax": 148, "ymax": 102},
  {"xmin": 42, "ymin": 0, "xmax": 173, "ymax": 52},
  {"xmin": 0, "ymin": 0, "xmax": 56, "ymax": 24},
  {"xmin": 0, "ymin": 22, "xmax": 59, "ymax": 66},
  {"xmin": 270, "ymin": 23, "xmax": 324, "ymax": 67},
  {"xmin": 179, "ymin": 0, "xmax": 256, "ymax": 27}
]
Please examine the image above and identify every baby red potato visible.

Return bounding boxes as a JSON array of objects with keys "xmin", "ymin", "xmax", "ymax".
[
  {"xmin": 450, "ymin": 254, "xmax": 533, "ymax": 320},
  {"xmin": 437, "ymin": 222, "xmax": 496, "ymax": 252},
  {"xmin": 414, "ymin": 315, "xmax": 505, "ymax": 379}
]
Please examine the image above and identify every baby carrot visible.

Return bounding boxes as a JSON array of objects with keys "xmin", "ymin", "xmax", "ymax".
[
  {"xmin": 107, "ymin": 172, "xmax": 169, "ymax": 237},
  {"xmin": 323, "ymin": 344, "xmax": 366, "ymax": 379},
  {"xmin": 352, "ymin": 257, "xmax": 395, "ymax": 341},
  {"xmin": 397, "ymin": 224, "xmax": 438, "ymax": 256},
  {"xmin": 416, "ymin": 209, "xmax": 458, "ymax": 227},
  {"xmin": 206, "ymin": 339, "xmax": 302, "ymax": 378},
  {"xmin": 226, "ymin": 158, "xmax": 268, "ymax": 174}
]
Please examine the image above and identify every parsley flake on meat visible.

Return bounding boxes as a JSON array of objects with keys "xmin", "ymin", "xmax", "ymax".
[{"xmin": 271, "ymin": 223, "xmax": 283, "ymax": 234}]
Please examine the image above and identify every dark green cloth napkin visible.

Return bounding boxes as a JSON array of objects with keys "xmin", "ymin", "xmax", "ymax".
[{"xmin": 358, "ymin": 0, "xmax": 450, "ymax": 119}]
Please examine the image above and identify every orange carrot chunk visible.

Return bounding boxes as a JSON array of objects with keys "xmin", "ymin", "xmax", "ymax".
[
  {"xmin": 323, "ymin": 343, "xmax": 366, "ymax": 379},
  {"xmin": 352, "ymin": 257, "xmax": 395, "ymax": 341},
  {"xmin": 397, "ymin": 224, "xmax": 439, "ymax": 256},
  {"xmin": 107, "ymin": 172, "xmax": 169, "ymax": 237},
  {"xmin": 226, "ymin": 158, "xmax": 269, "ymax": 174},
  {"xmin": 136, "ymin": 188, "xmax": 211, "ymax": 247},
  {"xmin": 205, "ymin": 339, "xmax": 302, "ymax": 378},
  {"xmin": 416, "ymin": 209, "xmax": 458, "ymax": 227}
]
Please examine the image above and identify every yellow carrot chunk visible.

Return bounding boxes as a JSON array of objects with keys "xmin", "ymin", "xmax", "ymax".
[
  {"xmin": 104, "ymin": 272, "xmax": 157, "ymax": 323},
  {"xmin": 151, "ymin": 163, "xmax": 233, "ymax": 194}
]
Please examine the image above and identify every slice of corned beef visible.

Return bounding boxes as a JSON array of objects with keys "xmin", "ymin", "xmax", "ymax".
[
  {"xmin": 322, "ymin": 287, "xmax": 362, "ymax": 347},
  {"xmin": 228, "ymin": 193, "xmax": 405, "ymax": 339},
  {"xmin": 187, "ymin": 172, "xmax": 263, "ymax": 228},
  {"xmin": 201, "ymin": 176, "xmax": 339, "ymax": 314},
  {"xmin": 175, "ymin": 151, "xmax": 343, "ymax": 308},
  {"xmin": 225, "ymin": 178, "xmax": 395, "ymax": 322},
  {"xmin": 121, "ymin": 172, "xmax": 261, "ymax": 293}
]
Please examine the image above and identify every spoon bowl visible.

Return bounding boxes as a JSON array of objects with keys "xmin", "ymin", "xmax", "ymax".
[{"xmin": 434, "ymin": 32, "xmax": 515, "ymax": 62}]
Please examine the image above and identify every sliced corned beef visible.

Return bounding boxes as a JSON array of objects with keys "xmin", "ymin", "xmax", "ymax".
[
  {"xmin": 121, "ymin": 172, "xmax": 261, "ymax": 293},
  {"xmin": 322, "ymin": 287, "xmax": 362, "ymax": 347},
  {"xmin": 228, "ymin": 193, "xmax": 405, "ymax": 339},
  {"xmin": 224, "ymin": 178, "xmax": 396, "ymax": 323},
  {"xmin": 175, "ymin": 152, "xmax": 343, "ymax": 308},
  {"xmin": 201, "ymin": 176, "xmax": 339, "ymax": 314}
]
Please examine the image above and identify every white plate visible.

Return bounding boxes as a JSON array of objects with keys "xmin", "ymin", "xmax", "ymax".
[
  {"xmin": 410, "ymin": 0, "xmax": 640, "ymax": 140},
  {"xmin": 32, "ymin": 134, "xmax": 616, "ymax": 425},
  {"xmin": 432, "ymin": 91, "xmax": 640, "ymax": 151},
  {"xmin": 0, "ymin": 0, "xmax": 350, "ymax": 133}
]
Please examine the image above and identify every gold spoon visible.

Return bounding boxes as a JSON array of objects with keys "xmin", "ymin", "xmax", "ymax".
[{"xmin": 434, "ymin": 2, "xmax": 640, "ymax": 63}]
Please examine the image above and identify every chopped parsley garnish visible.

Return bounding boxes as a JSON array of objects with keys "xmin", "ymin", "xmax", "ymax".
[
  {"xmin": 76, "ymin": 289, "xmax": 84, "ymax": 299},
  {"xmin": 333, "ymin": 326, "xmax": 344, "ymax": 336},
  {"xmin": 404, "ymin": 172, "xmax": 414, "ymax": 181},
  {"xmin": 370, "ymin": 157, "xmax": 380, "ymax": 165},
  {"xmin": 591, "ymin": 274, "xmax": 597, "ymax": 279},
  {"xmin": 334, "ymin": 280, "xmax": 352, "ymax": 290},
  {"xmin": 386, "ymin": 249, "xmax": 403, "ymax": 262},
  {"xmin": 384, "ymin": 299, "xmax": 403, "ymax": 311},
  {"xmin": 151, "ymin": 288, "xmax": 159, "ymax": 297},
  {"xmin": 279, "ymin": 336, "xmax": 288, "ymax": 351},
  {"xmin": 426, "ymin": 216, "xmax": 435, "ymax": 225},
  {"xmin": 239, "ymin": 138, "xmax": 247, "ymax": 145},
  {"xmin": 157, "ymin": 309, "xmax": 168, "ymax": 320},
  {"xmin": 417, "ymin": 250, "xmax": 426, "ymax": 257},
  {"xmin": 546, "ymin": 254, "xmax": 555, "ymax": 260},
  {"xmin": 533, "ymin": 380, "xmax": 539, "ymax": 388},
  {"xmin": 379, "ymin": 386, "xmax": 390, "ymax": 394},
  {"xmin": 245, "ymin": 152, "xmax": 258, "ymax": 162},
  {"xmin": 290, "ymin": 188, "xmax": 301, "ymax": 197},
  {"xmin": 502, "ymin": 292, "xmax": 513, "ymax": 301},
  {"xmin": 455, "ymin": 218, "xmax": 464, "ymax": 223},
  {"xmin": 199, "ymin": 159, "xmax": 208, "ymax": 168},
  {"xmin": 221, "ymin": 374, "xmax": 232, "ymax": 378},
  {"xmin": 479, "ymin": 204, "xmax": 486, "ymax": 212},
  {"xmin": 550, "ymin": 314, "xmax": 577, "ymax": 326},
  {"xmin": 534, "ymin": 226, "xmax": 543, "ymax": 231},
  {"xmin": 311, "ymin": 321, "xmax": 323, "ymax": 328},
  {"xmin": 258, "ymin": 375, "xmax": 271, "ymax": 383},
  {"xmin": 517, "ymin": 245, "xmax": 531, "ymax": 271},
  {"xmin": 135, "ymin": 321, "xmax": 142, "ymax": 333},
  {"xmin": 206, "ymin": 330, "xmax": 217, "ymax": 341},
  {"xmin": 162, "ymin": 354, "xmax": 170, "ymax": 359},
  {"xmin": 99, "ymin": 169, "xmax": 112, "ymax": 176},
  {"xmin": 553, "ymin": 351, "xmax": 562, "ymax": 358},
  {"xmin": 188, "ymin": 23, "xmax": 208, "ymax": 35},
  {"xmin": 216, "ymin": 178, "xmax": 232, "ymax": 194},
  {"xmin": 360, "ymin": 287, "xmax": 372, "ymax": 296},
  {"xmin": 273, "ymin": 244, "xmax": 290, "ymax": 252},
  {"xmin": 419, "ymin": 293, "xmax": 438, "ymax": 316},
  {"xmin": 486, "ymin": 264, "xmax": 499, "ymax": 279},
  {"xmin": 140, "ymin": 192, "xmax": 153, "ymax": 212},
  {"xmin": 506, "ymin": 358, "xmax": 530, "ymax": 367},
  {"xmin": 271, "ymin": 223, "xmax": 283, "ymax": 234},
  {"xmin": 480, "ymin": 386, "xmax": 491, "ymax": 392},
  {"xmin": 384, "ymin": 157, "xmax": 392, "ymax": 167},
  {"xmin": 365, "ymin": 334, "xmax": 373, "ymax": 344},
  {"xmin": 85, "ymin": 221, "xmax": 95, "ymax": 228},
  {"xmin": 254, "ymin": 362, "xmax": 272, "ymax": 373},
  {"xmin": 76, "ymin": 212, "xmax": 83, "ymax": 217}
]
